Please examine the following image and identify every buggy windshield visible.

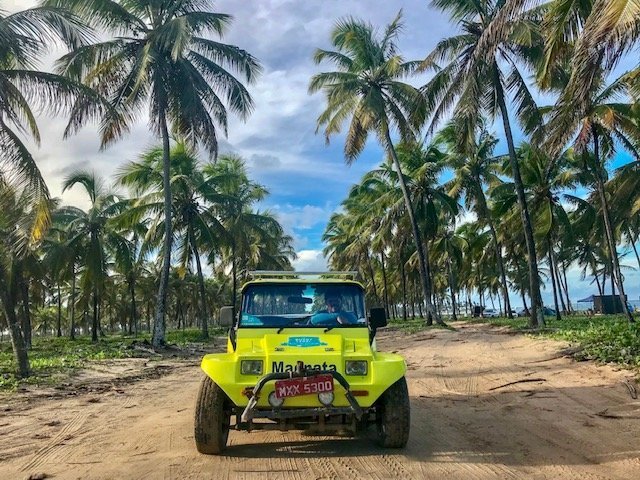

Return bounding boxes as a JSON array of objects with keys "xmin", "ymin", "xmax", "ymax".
[{"xmin": 240, "ymin": 283, "xmax": 367, "ymax": 328}]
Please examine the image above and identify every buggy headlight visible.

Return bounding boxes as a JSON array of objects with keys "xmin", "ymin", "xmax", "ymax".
[
  {"xmin": 318, "ymin": 391, "xmax": 334, "ymax": 406},
  {"xmin": 241, "ymin": 360, "xmax": 263, "ymax": 375},
  {"xmin": 268, "ymin": 391, "xmax": 284, "ymax": 407},
  {"xmin": 345, "ymin": 360, "xmax": 368, "ymax": 376}
]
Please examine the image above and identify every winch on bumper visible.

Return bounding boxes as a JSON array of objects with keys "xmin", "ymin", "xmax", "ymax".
[{"xmin": 239, "ymin": 360, "xmax": 364, "ymax": 428}]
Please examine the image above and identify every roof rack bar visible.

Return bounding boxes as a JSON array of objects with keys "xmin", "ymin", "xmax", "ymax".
[{"xmin": 248, "ymin": 271, "xmax": 358, "ymax": 278}]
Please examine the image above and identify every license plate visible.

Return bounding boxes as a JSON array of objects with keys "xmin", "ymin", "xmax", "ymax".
[{"xmin": 274, "ymin": 374, "xmax": 334, "ymax": 399}]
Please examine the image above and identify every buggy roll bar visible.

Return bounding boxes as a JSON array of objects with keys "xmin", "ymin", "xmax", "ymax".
[{"xmin": 248, "ymin": 271, "xmax": 359, "ymax": 279}]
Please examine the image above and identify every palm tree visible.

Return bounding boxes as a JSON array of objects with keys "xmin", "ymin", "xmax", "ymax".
[
  {"xmin": 569, "ymin": 75, "xmax": 638, "ymax": 322},
  {"xmin": 0, "ymin": 3, "xmax": 95, "ymax": 238},
  {"xmin": 48, "ymin": 0, "xmax": 261, "ymax": 347},
  {"xmin": 421, "ymin": 0, "xmax": 546, "ymax": 327},
  {"xmin": 539, "ymin": 66, "xmax": 639, "ymax": 322},
  {"xmin": 42, "ymin": 225, "xmax": 77, "ymax": 337},
  {"xmin": 570, "ymin": 148, "xmax": 636, "ymax": 322},
  {"xmin": 109, "ymin": 221, "xmax": 148, "ymax": 335},
  {"xmin": 494, "ymin": 144, "xmax": 578, "ymax": 319},
  {"xmin": 206, "ymin": 155, "xmax": 289, "ymax": 313},
  {"xmin": 309, "ymin": 12, "xmax": 441, "ymax": 322},
  {"xmin": 610, "ymin": 164, "xmax": 640, "ymax": 269},
  {"xmin": 432, "ymin": 228, "xmax": 466, "ymax": 320},
  {"xmin": 0, "ymin": 181, "xmax": 42, "ymax": 376},
  {"xmin": 438, "ymin": 120, "xmax": 514, "ymax": 317},
  {"xmin": 57, "ymin": 171, "xmax": 120, "ymax": 342},
  {"xmin": 326, "ymin": 188, "xmax": 383, "ymax": 306},
  {"xmin": 399, "ymin": 142, "xmax": 458, "ymax": 324},
  {"xmin": 545, "ymin": 0, "xmax": 640, "ymax": 153},
  {"xmin": 118, "ymin": 141, "xmax": 227, "ymax": 339}
]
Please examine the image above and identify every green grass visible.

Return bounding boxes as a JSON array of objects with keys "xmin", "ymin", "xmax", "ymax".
[
  {"xmin": 0, "ymin": 327, "xmax": 225, "ymax": 392},
  {"xmin": 388, "ymin": 317, "xmax": 456, "ymax": 334},
  {"xmin": 471, "ymin": 314, "xmax": 640, "ymax": 367}
]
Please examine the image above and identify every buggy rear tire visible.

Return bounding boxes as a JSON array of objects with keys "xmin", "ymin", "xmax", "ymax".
[
  {"xmin": 376, "ymin": 377, "xmax": 410, "ymax": 448},
  {"xmin": 194, "ymin": 376, "xmax": 231, "ymax": 454}
]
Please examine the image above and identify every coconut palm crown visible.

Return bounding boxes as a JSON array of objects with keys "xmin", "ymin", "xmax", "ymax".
[
  {"xmin": 310, "ymin": 11, "xmax": 444, "ymax": 323},
  {"xmin": 45, "ymin": 0, "xmax": 261, "ymax": 347}
]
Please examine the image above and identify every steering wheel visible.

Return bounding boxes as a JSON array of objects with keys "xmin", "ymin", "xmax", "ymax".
[{"xmin": 309, "ymin": 312, "xmax": 338, "ymax": 326}]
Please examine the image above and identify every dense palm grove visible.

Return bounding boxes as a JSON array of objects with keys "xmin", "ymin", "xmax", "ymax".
[
  {"xmin": 0, "ymin": 1, "xmax": 293, "ymax": 377},
  {"xmin": 314, "ymin": 1, "xmax": 640, "ymax": 328},
  {"xmin": 1, "ymin": 0, "xmax": 640, "ymax": 377}
]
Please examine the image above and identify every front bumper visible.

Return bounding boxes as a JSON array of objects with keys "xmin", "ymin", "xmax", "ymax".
[{"xmin": 240, "ymin": 367, "xmax": 364, "ymax": 424}]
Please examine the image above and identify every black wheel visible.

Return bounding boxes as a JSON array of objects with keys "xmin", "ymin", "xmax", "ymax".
[
  {"xmin": 194, "ymin": 376, "xmax": 231, "ymax": 454},
  {"xmin": 376, "ymin": 377, "xmax": 410, "ymax": 448}
]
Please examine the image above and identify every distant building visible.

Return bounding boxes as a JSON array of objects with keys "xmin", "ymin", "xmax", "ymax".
[{"xmin": 577, "ymin": 295, "xmax": 628, "ymax": 314}]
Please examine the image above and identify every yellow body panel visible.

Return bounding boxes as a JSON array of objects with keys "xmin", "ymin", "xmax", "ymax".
[{"xmin": 201, "ymin": 327, "xmax": 406, "ymax": 408}]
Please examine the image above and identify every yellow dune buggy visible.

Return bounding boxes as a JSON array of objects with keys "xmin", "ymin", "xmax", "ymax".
[{"xmin": 194, "ymin": 272, "xmax": 409, "ymax": 454}]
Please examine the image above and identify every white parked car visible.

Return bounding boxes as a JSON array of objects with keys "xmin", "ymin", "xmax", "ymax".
[{"xmin": 482, "ymin": 308, "xmax": 500, "ymax": 318}]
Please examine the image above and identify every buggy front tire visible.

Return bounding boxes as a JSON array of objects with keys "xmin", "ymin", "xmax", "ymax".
[
  {"xmin": 194, "ymin": 376, "xmax": 231, "ymax": 454},
  {"xmin": 376, "ymin": 377, "xmax": 410, "ymax": 448}
]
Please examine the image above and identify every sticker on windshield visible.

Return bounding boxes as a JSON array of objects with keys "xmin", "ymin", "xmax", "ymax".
[{"xmin": 281, "ymin": 336, "xmax": 327, "ymax": 348}]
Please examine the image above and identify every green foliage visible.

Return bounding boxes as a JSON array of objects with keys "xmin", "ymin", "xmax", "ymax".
[
  {"xmin": 165, "ymin": 327, "xmax": 226, "ymax": 345},
  {"xmin": 0, "ymin": 328, "xmax": 223, "ymax": 392},
  {"xmin": 388, "ymin": 318, "xmax": 455, "ymax": 334},
  {"xmin": 473, "ymin": 315, "xmax": 640, "ymax": 368}
]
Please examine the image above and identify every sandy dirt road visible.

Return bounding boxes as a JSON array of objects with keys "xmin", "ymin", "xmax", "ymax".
[{"xmin": 2, "ymin": 322, "xmax": 640, "ymax": 480}]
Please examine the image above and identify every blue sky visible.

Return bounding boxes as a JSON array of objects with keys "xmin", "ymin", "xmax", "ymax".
[{"xmin": 8, "ymin": 0, "xmax": 639, "ymax": 306}]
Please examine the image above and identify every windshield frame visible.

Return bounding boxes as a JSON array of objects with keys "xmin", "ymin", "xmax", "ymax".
[{"xmin": 238, "ymin": 281, "xmax": 368, "ymax": 329}]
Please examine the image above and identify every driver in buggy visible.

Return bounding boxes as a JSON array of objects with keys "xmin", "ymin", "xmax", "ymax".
[{"xmin": 320, "ymin": 294, "xmax": 357, "ymax": 325}]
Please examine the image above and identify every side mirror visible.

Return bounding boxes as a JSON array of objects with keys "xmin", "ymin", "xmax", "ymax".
[
  {"xmin": 369, "ymin": 307, "xmax": 387, "ymax": 329},
  {"xmin": 219, "ymin": 306, "xmax": 234, "ymax": 327}
]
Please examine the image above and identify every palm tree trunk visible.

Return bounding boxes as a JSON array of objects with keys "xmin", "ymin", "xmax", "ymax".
[
  {"xmin": 554, "ymin": 257, "xmax": 567, "ymax": 314},
  {"xmin": 365, "ymin": 250, "xmax": 380, "ymax": 304},
  {"xmin": 380, "ymin": 251, "xmax": 390, "ymax": 318},
  {"xmin": 609, "ymin": 265, "xmax": 616, "ymax": 296},
  {"xmin": 190, "ymin": 226, "xmax": 209, "ymax": 339},
  {"xmin": 410, "ymin": 280, "xmax": 416, "ymax": 319},
  {"xmin": 592, "ymin": 129, "xmax": 633, "ymax": 322},
  {"xmin": 547, "ymin": 237, "xmax": 562, "ymax": 321},
  {"xmin": 18, "ymin": 267, "xmax": 32, "ymax": 349},
  {"xmin": 0, "ymin": 264, "xmax": 30, "ymax": 377},
  {"xmin": 92, "ymin": 285, "xmax": 99, "ymax": 343},
  {"xmin": 511, "ymin": 248, "xmax": 530, "ymax": 316},
  {"xmin": 400, "ymin": 254, "xmax": 407, "ymax": 321},
  {"xmin": 383, "ymin": 127, "xmax": 441, "ymax": 324},
  {"xmin": 490, "ymin": 224, "xmax": 512, "ymax": 318},
  {"xmin": 152, "ymin": 104, "xmax": 173, "ymax": 347},
  {"xmin": 447, "ymin": 258, "xmax": 457, "ymax": 321},
  {"xmin": 69, "ymin": 264, "xmax": 76, "ymax": 340},
  {"xmin": 594, "ymin": 269, "xmax": 603, "ymax": 296},
  {"xmin": 627, "ymin": 228, "xmax": 640, "ymax": 269},
  {"xmin": 561, "ymin": 261, "xmax": 572, "ymax": 313},
  {"xmin": 4, "ymin": 299, "xmax": 30, "ymax": 377},
  {"xmin": 521, "ymin": 292, "xmax": 529, "ymax": 315},
  {"xmin": 231, "ymin": 242, "xmax": 237, "ymax": 319},
  {"xmin": 57, "ymin": 282, "xmax": 62, "ymax": 337},
  {"xmin": 129, "ymin": 279, "xmax": 137, "ymax": 335},
  {"xmin": 495, "ymin": 81, "xmax": 544, "ymax": 328},
  {"xmin": 477, "ymin": 181, "xmax": 512, "ymax": 318}
]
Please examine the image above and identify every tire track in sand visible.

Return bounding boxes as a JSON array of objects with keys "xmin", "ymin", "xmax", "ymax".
[{"xmin": 21, "ymin": 412, "xmax": 89, "ymax": 472}]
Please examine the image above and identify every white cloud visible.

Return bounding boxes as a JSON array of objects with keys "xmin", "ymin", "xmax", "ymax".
[
  {"xmin": 457, "ymin": 209, "xmax": 477, "ymax": 226},
  {"xmin": 292, "ymin": 250, "xmax": 327, "ymax": 272},
  {"xmin": 274, "ymin": 203, "xmax": 333, "ymax": 230},
  {"xmin": 266, "ymin": 202, "xmax": 334, "ymax": 250}
]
